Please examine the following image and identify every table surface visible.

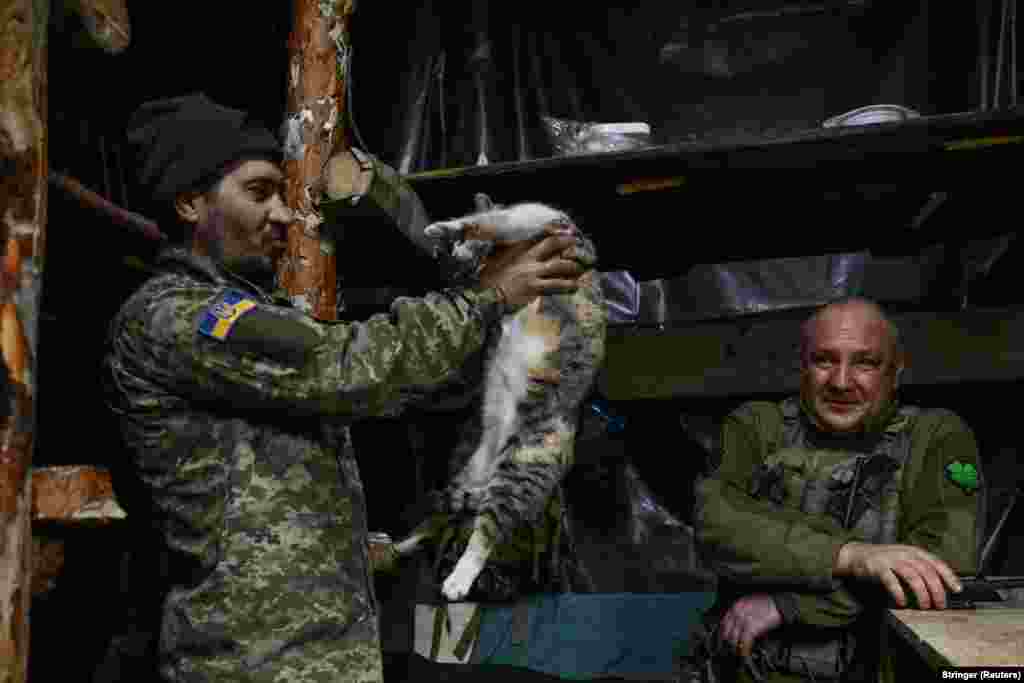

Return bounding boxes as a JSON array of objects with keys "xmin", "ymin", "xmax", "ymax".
[{"xmin": 887, "ymin": 607, "xmax": 1024, "ymax": 667}]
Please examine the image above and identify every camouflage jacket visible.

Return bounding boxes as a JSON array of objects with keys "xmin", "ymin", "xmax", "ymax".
[
  {"xmin": 104, "ymin": 248, "xmax": 503, "ymax": 682},
  {"xmin": 694, "ymin": 397, "xmax": 982, "ymax": 682}
]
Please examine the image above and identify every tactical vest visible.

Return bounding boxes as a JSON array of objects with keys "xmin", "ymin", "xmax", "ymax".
[{"xmin": 748, "ymin": 397, "xmax": 920, "ymax": 681}]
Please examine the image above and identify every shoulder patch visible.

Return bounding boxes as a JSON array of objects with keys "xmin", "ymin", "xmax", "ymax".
[
  {"xmin": 199, "ymin": 289, "xmax": 259, "ymax": 341},
  {"xmin": 197, "ymin": 293, "xmax": 323, "ymax": 365},
  {"xmin": 946, "ymin": 460, "xmax": 980, "ymax": 494}
]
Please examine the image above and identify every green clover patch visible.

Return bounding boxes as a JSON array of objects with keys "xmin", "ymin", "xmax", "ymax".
[{"xmin": 946, "ymin": 461, "xmax": 979, "ymax": 494}]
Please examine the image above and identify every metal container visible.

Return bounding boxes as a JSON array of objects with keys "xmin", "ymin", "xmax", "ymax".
[{"xmin": 822, "ymin": 104, "xmax": 921, "ymax": 127}]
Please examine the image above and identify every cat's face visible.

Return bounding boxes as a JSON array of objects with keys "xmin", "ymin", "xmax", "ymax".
[{"xmin": 436, "ymin": 193, "xmax": 505, "ymax": 283}]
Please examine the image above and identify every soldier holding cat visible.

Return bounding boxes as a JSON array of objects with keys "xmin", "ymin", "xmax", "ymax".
[{"xmin": 103, "ymin": 93, "xmax": 589, "ymax": 683}]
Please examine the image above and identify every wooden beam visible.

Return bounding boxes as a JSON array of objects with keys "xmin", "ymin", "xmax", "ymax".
[
  {"xmin": 278, "ymin": 0, "xmax": 356, "ymax": 320},
  {"xmin": 48, "ymin": 171, "xmax": 166, "ymax": 243},
  {"xmin": 599, "ymin": 307, "xmax": 1024, "ymax": 400},
  {"xmin": 27, "ymin": 466, "xmax": 126, "ymax": 599},
  {"xmin": 403, "ymin": 108, "xmax": 1024, "ymax": 278},
  {"xmin": 0, "ymin": 1, "xmax": 47, "ymax": 680},
  {"xmin": 30, "ymin": 466, "xmax": 125, "ymax": 525}
]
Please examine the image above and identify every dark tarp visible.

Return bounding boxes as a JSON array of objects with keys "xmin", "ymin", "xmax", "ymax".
[{"xmin": 350, "ymin": 0, "xmax": 978, "ymax": 173}]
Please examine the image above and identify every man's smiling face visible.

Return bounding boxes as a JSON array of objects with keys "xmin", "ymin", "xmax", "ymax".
[
  {"xmin": 183, "ymin": 158, "xmax": 292, "ymax": 283},
  {"xmin": 799, "ymin": 301, "xmax": 903, "ymax": 433}
]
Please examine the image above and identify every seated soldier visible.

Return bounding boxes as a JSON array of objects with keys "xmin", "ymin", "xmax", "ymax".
[{"xmin": 692, "ymin": 297, "xmax": 982, "ymax": 683}]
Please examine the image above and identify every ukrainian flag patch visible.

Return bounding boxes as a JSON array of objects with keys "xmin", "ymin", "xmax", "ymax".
[{"xmin": 198, "ymin": 289, "xmax": 258, "ymax": 341}]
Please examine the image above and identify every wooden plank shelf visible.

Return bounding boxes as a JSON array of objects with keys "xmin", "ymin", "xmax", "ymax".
[
  {"xmin": 31, "ymin": 466, "xmax": 125, "ymax": 526},
  {"xmin": 400, "ymin": 108, "xmax": 1024, "ymax": 280}
]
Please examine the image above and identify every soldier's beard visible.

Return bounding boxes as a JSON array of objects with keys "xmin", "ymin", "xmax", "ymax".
[
  {"xmin": 223, "ymin": 253, "xmax": 278, "ymax": 292},
  {"xmin": 195, "ymin": 207, "xmax": 278, "ymax": 292},
  {"xmin": 206, "ymin": 237, "xmax": 278, "ymax": 292}
]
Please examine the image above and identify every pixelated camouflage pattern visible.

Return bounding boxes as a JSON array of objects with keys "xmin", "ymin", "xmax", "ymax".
[
  {"xmin": 694, "ymin": 396, "xmax": 981, "ymax": 682},
  {"xmin": 105, "ymin": 248, "xmax": 502, "ymax": 682}
]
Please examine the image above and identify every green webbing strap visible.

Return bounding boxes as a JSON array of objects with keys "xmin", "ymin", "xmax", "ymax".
[
  {"xmin": 429, "ymin": 605, "xmax": 445, "ymax": 661},
  {"xmin": 452, "ymin": 604, "xmax": 483, "ymax": 661}
]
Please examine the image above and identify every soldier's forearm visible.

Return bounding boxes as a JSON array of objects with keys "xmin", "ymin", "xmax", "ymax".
[
  {"xmin": 697, "ymin": 477, "xmax": 857, "ymax": 590},
  {"xmin": 773, "ymin": 586, "xmax": 865, "ymax": 628}
]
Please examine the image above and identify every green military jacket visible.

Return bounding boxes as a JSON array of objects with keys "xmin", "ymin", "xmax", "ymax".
[
  {"xmin": 695, "ymin": 397, "xmax": 982, "ymax": 682},
  {"xmin": 104, "ymin": 248, "xmax": 503, "ymax": 682}
]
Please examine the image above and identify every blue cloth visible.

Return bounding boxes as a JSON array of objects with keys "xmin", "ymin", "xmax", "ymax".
[{"xmin": 475, "ymin": 592, "xmax": 716, "ymax": 680}]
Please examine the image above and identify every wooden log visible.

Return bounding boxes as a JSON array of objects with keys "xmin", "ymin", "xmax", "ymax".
[
  {"xmin": 318, "ymin": 146, "xmax": 438, "ymax": 265},
  {"xmin": 30, "ymin": 466, "xmax": 125, "ymax": 525},
  {"xmin": 27, "ymin": 466, "xmax": 126, "ymax": 599},
  {"xmin": 0, "ymin": 0, "xmax": 47, "ymax": 680},
  {"xmin": 599, "ymin": 307, "xmax": 1024, "ymax": 400},
  {"xmin": 278, "ymin": 0, "xmax": 356, "ymax": 320},
  {"xmin": 48, "ymin": 171, "xmax": 166, "ymax": 243},
  {"xmin": 28, "ymin": 535, "xmax": 62, "ymax": 598}
]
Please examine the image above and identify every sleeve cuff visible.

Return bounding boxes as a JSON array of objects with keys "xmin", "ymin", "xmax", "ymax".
[
  {"xmin": 773, "ymin": 592, "xmax": 800, "ymax": 625},
  {"xmin": 462, "ymin": 286, "xmax": 506, "ymax": 326},
  {"xmin": 829, "ymin": 536, "xmax": 855, "ymax": 580}
]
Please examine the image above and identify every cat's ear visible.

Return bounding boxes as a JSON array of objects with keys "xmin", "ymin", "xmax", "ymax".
[{"xmin": 474, "ymin": 193, "xmax": 494, "ymax": 211}]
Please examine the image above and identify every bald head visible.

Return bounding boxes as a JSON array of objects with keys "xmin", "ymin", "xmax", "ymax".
[
  {"xmin": 799, "ymin": 297, "xmax": 904, "ymax": 433},
  {"xmin": 800, "ymin": 298, "xmax": 903, "ymax": 368}
]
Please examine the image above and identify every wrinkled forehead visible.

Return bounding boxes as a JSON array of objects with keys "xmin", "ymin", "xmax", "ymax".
[{"xmin": 805, "ymin": 304, "xmax": 895, "ymax": 355}]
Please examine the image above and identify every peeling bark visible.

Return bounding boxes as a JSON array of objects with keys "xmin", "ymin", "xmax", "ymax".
[
  {"xmin": 28, "ymin": 535, "xmax": 61, "ymax": 598},
  {"xmin": 29, "ymin": 466, "xmax": 125, "ymax": 599},
  {"xmin": 30, "ymin": 466, "xmax": 125, "ymax": 524},
  {"xmin": 279, "ymin": 0, "xmax": 355, "ymax": 320},
  {"xmin": 0, "ymin": 0, "xmax": 46, "ymax": 679}
]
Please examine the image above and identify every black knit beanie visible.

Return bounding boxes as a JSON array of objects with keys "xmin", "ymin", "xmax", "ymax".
[{"xmin": 125, "ymin": 93, "xmax": 283, "ymax": 207}]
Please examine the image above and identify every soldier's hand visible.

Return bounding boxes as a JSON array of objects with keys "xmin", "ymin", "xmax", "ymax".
[
  {"xmin": 477, "ymin": 232, "xmax": 584, "ymax": 310},
  {"xmin": 718, "ymin": 594, "xmax": 783, "ymax": 659},
  {"xmin": 835, "ymin": 542, "xmax": 963, "ymax": 609}
]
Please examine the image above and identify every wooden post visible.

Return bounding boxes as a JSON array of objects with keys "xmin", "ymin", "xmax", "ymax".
[
  {"xmin": 0, "ymin": 0, "xmax": 47, "ymax": 680},
  {"xmin": 279, "ymin": 0, "xmax": 356, "ymax": 320}
]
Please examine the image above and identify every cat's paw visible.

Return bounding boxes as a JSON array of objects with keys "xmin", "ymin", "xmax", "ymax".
[
  {"xmin": 451, "ymin": 239, "xmax": 493, "ymax": 265},
  {"xmin": 442, "ymin": 553, "xmax": 485, "ymax": 601}
]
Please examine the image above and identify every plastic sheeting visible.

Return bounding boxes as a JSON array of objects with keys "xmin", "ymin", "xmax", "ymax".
[
  {"xmin": 597, "ymin": 272, "xmax": 641, "ymax": 325},
  {"xmin": 598, "ymin": 248, "xmax": 953, "ymax": 325},
  {"xmin": 541, "ymin": 117, "xmax": 652, "ymax": 156},
  {"xmin": 566, "ymin": 399, "xmax": 712, "ymax": 593},
  {"xmin": 646, "ymin": 252, "xmax": 872, "ymax": 322},
  {"xmin": 349, "ymin": 0, "xmax": 982, "ymax": 318},
  {"xmin": 351, "ymin": 1, "xmax": 977, "ymax": 173}
]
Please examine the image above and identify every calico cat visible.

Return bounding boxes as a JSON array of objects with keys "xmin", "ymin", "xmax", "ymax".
[{"xmin": 392, "ymin": 193, "xmax": 606, "ymax": 601}]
